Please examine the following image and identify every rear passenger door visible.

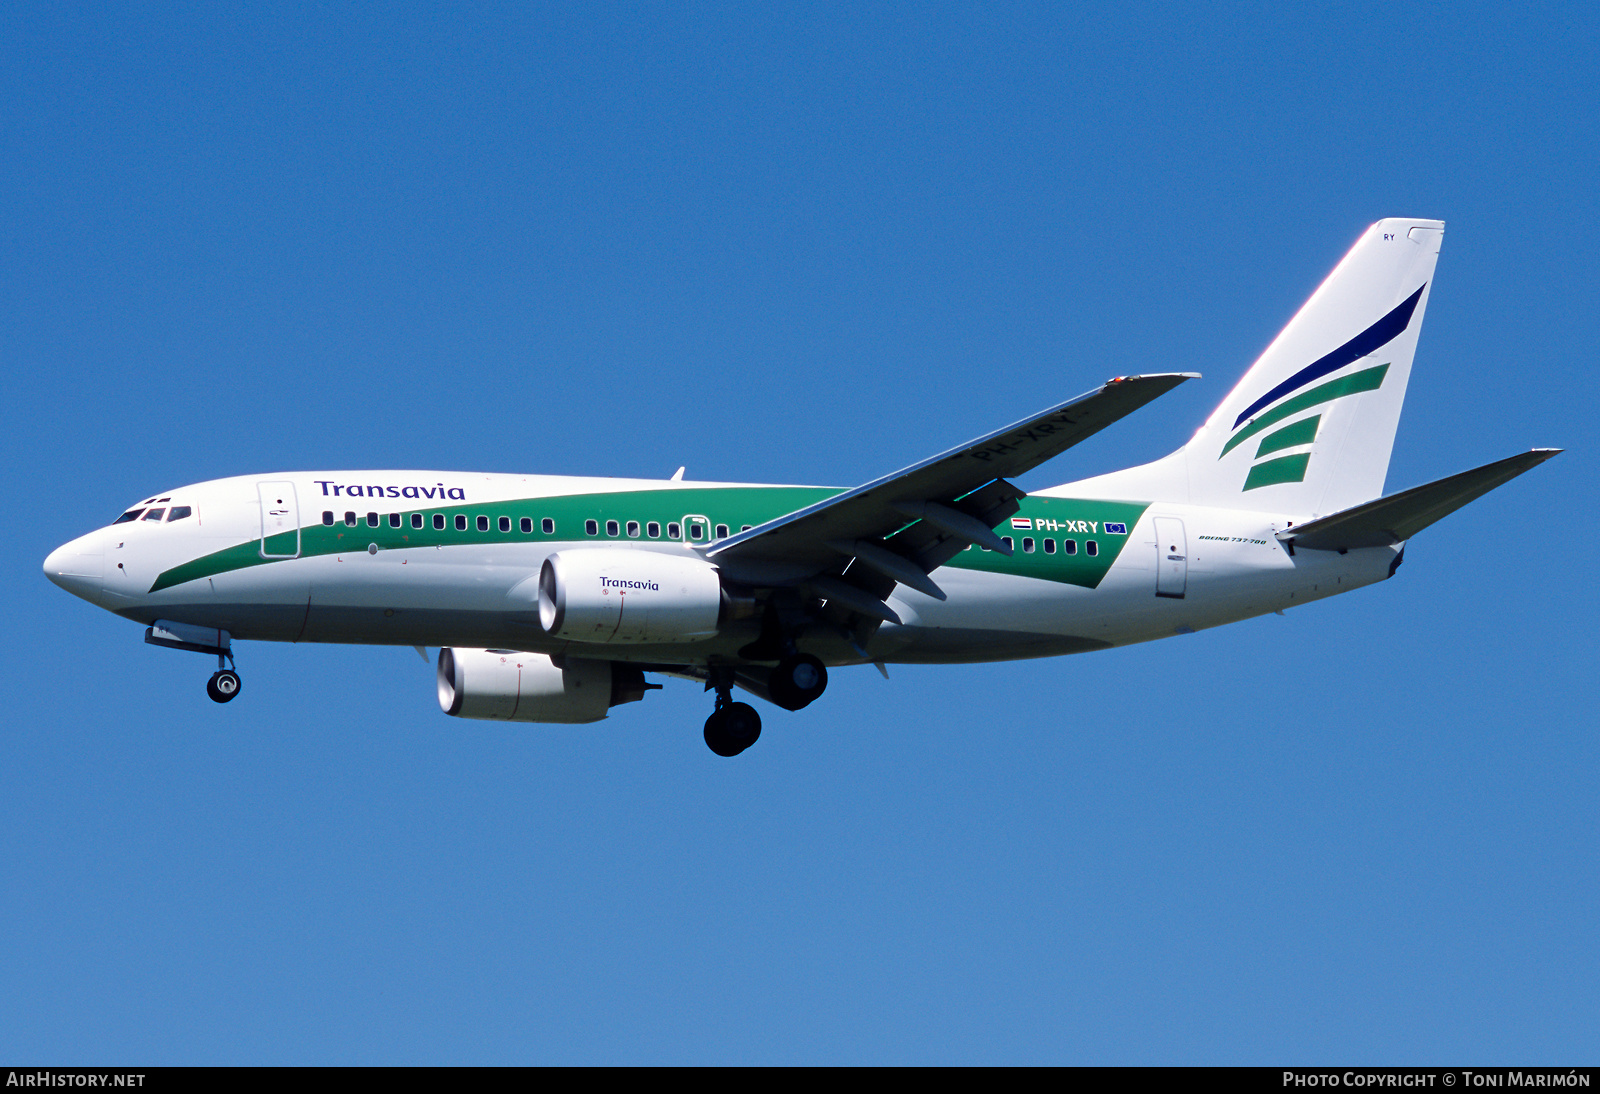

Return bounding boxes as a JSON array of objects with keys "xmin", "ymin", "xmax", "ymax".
[{"xmin": 1154, "ymin": 516, "xmax": 1187, "ymax": 599}]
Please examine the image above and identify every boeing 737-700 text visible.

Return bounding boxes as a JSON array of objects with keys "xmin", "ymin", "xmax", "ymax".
[{"xmin": 44, "ymin": 219, "xmax": 1558, "ymax": 755}]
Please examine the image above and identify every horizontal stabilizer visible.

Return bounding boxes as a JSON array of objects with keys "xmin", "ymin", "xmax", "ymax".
[{"xmin": 1277, "ymin": 449, "xmax": 1561, "ymax": 551}]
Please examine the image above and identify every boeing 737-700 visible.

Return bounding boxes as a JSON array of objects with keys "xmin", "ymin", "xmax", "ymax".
[{"xmin": 43, "ymin": 218, "xmax": 1558, "ymax": 755}]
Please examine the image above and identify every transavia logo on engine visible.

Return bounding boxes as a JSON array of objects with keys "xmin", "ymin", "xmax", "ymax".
[{"xmin": 600, "ymin": 578, "xmax": 660, "ymax": 591}]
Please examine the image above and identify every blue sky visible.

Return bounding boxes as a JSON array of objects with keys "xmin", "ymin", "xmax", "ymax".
[{"xmin": 4, "ymin": 2, "xmax": 1596, "ymax": 1063}]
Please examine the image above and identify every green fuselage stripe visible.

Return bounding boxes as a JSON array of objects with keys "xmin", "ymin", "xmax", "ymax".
[{"xmin": 151, "ymin": 486, "xmax": 1153, "ymax": 594}]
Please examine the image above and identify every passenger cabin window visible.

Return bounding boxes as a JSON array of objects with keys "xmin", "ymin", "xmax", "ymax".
[
  {"xmin": 412, "ymin": 513, "xmax": 424, "ymax": 529},
  {"xmin": 1064, "ymin": 539, "xmax": 1077, "ymax": 555},
  {"xmin": 323, "ymin": 511, "xmax": 335, "ymax": 526},
  {"xmin": 647, "ymin": 522, "xmax": 661, "ymax": 538},
  {"xmin": 1043, "ymin": 538, "xmax": 1056, "ymax": 554},
  {"xmin": 389, "ymin": 513, "xmax": 401, "ymax": 528},
  {"xmin": 1022, "ymin": 537, "xmax": 1035, "ymax": 553},
  {"xmin": 626, "ymin": 521, "xmax": 640, "ymax": 537},
  {"xmin": 476, "ymin": 515, "xmax": 489, "ymax": 532},
  {"xmin": 433, "ymin": 514, "xmax": 446, "ymax": 530},
  {"xmin": 143, "ymin": 508, "xmax": 165, "ymax": 521},
  {"xmin": 1086, "ymin": 540, "xmax": 1098, "ymax": 556},
  {"xmin": 585, "ymin": 519, "xmax": 598, "ymax": 536},
  {"xmin": 113, "ymin": 509, "xmax": 145, "ymax": 524},
  {"xmin": 498, "ymin": 516, "xmax": 510, "ymax": 532},
  {"xmin": 606, "ymin": 520, "xmax": 619, "ymax": 537},
  {"xmin": 688, "ymin": 519, "xmax": 706, "ymax": 541},
  {"xmin": 367, "ymin": 513, "xmax": 379, "ymax": 527},
  {"xmin": 715, "ymin": 524, "xmax": 729, "ymax": 539},
  {"xmin": 1002, "ymin": 536, "xmax": 1013, "ymax": 551},
  {"xmin": 667, "ymin": 522, "xmax": 681, "ymax": 540},
  {"xmin": 541, "ymin": 518, "xmax": 554, "ymax": 535},
  {"xmin": 741, "ymin": 525, "xmax": 752, "ymax": 532},
  {"xmin": 345, "ymin": 512, "xmax": 357, "ymax": 526},
  {"xmin": 520, "ymin": 517, "xmax": 532, "ymax": 534},
  {"xmin": 455, "ymin": 515, "xmax": 467, "ymax": 531}
]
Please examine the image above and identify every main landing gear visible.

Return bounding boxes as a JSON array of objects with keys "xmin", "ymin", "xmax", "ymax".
[
  {"xmin": 703, "ymin": 669, "xmax": 761, "ymax": 757},
  {"xmin": 734, "ymin": 607, "xmax": 830, "ymax": 713},
  {"xmin": 700, "ymin": 654, "xmax": 832, "ymax": 756},
  {"xmin": 206, "ymin": 651, "xmax": 242, "ymax": 704},
  {"xmin": 768, "ymin": 653, "xmax": 828, "ymax": 711},
  {"xmin": 704, "ymin": 698, "xmax": 761, "ymax": 757}
]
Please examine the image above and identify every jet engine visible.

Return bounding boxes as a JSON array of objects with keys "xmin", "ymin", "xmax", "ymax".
[
  {"xmin": 536, "ymin": 549, "xmax": 722, "ymax": 644},
  {"xmin": 437, "ymin": 647, "xmax": 655, "ymax": 724}
]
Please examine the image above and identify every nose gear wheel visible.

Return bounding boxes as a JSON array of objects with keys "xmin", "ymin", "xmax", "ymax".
[{"xmin": 207, "ymin": 669, "xmax": 242, "ymax": 703}]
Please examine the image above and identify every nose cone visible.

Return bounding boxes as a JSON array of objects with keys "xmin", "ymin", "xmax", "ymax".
[{"xmin": 43, "ymin": 532, "xmax": 105, "ymax": 603}]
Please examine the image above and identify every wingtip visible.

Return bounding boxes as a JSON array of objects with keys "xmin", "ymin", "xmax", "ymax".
[{"xmin": 1107, "ymin": 371, "xmax": 1201, "ymax": 385}]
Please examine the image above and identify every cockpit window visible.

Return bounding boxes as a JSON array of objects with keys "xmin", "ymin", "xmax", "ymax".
[
  {"xmin": 113, "ymin": 509, "xmax": 145, "ymax": 524},
  {"xmin": 142, "ymin": 508, "xmax": 166, "ymax": 521},
  {"xmin": 167, "ymin": 506, "xmax": 192, "ymax": 522}
]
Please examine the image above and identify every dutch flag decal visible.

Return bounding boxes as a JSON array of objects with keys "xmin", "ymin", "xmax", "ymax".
[{"xmin": 1011, "ymin": 517, "xmax": 1032, "ymax": 530}]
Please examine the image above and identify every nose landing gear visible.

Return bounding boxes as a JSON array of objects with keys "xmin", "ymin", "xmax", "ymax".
[
  {"xmin": 144, "ymin": 622, "xmax": 243, "ymax": 705},
  {"xmin": 206, "ymin": 651, "xmax": 242, "ymax": 704}
]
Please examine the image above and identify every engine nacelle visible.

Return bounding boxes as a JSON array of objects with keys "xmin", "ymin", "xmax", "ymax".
[
  {"xmin": 437, "ymin": 647, "xmax": 654, "ymax": 724},
  {"xmin": 537, "ymin": 549, "xmax": 722, "ymax": 644}
]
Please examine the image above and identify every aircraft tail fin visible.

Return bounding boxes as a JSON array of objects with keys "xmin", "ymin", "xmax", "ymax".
[{"xmin": 1060, "ymin": 218, "xmax": 1445, "ymax": 516}]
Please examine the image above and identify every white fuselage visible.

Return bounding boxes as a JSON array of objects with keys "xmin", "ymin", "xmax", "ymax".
[{"xmin": 43, "ymin": 470, "xmax": 1398, "ymax": 668}]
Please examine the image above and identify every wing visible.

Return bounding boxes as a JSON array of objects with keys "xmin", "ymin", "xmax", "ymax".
[{"xmin": 706, "ymin": 373, "xmax": 1196, "ymax": 624}]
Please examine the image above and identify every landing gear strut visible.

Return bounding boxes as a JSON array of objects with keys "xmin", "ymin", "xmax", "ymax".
[
  {"xmin": 206, "ymin": 650, "xmax": 241, "ymax": 704},
  {"xmin": 703, "ymin": 669, "xmax": 760, "ymax": 757},
  {"xmin": 143, "ymin": 622, "xmax": 243, "ymax": 704}
]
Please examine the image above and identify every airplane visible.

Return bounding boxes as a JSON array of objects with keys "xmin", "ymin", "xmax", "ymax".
[{"xmin": 43, "ymin": 218, "xmax": 1559, "ymax": 756}]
